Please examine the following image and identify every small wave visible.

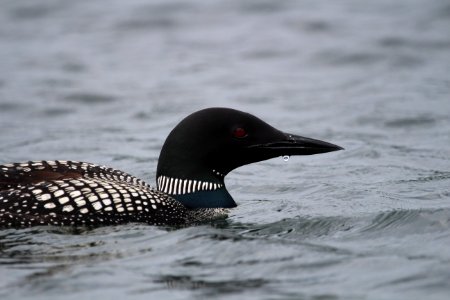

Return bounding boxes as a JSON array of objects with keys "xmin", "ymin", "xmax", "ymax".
[
  {"xmin": 233, "ymin": 216, "xmax": 355, "ymax": 241},
  {"xmin": 358, "ymin": 208, "xmax": 450, "ymax": 235},
  {"xmin": 0, "ymin": 102, "xmax": 23, "ymax": 112},
  {"xmin": 64, "ymin": 93, "xmax": 116, "ymax": 104},
  {"xmin": 117, "ymin": 17, "xmax": 177, "ymax": 31},
  {"xmin": 384, "ymin": 116, "xmax": 436, "ymax": 128},
  {"xmin": 152, "ymin": 275, "xmax": 268, "ymax": 294},
  {"xmin": 315, "ymin": 49, "xmax": 384, "ymax": 66},
  {"xmin": 11, "ymin": 4, "xmax": 56, "ymax": 20}
]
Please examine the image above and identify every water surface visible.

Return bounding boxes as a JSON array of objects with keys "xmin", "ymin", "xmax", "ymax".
[{"xmin": 1, "ymin": 0, "xmax": 450, "ymax": 299}]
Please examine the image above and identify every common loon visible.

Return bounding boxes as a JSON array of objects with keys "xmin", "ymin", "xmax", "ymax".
[{"xmin": 0, "ymin": 108, "xmax": 342, "ymax": 228}]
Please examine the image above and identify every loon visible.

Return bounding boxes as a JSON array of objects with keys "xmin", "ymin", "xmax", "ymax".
[{"xmin": 0, "ymin": 108, "xmax": 342, "ymax": 228}]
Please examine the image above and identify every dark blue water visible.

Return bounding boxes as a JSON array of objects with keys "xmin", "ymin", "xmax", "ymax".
[{"xmin": 1, "ymin": 0, "xmax": 450, "ymax": 299}]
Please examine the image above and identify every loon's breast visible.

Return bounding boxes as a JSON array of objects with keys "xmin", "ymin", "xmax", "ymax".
[{"xmin": 0, "ymin": 160, "xmax": 226, "ymax": 227}]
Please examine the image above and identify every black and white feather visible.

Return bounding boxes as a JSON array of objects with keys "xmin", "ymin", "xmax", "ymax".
[{"xmin": 0, "ymin": 161, "xmax": 227, "ymax": 228}]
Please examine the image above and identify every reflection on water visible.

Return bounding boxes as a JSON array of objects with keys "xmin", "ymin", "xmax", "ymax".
[{"xmin": 1, "ymin": 0, "xmax": 450, "ymax": 299}]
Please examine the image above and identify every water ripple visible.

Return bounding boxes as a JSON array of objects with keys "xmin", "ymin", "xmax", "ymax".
[{"xmin": 359, "ymin": 209, "xmax": 450, "ymax": 234}]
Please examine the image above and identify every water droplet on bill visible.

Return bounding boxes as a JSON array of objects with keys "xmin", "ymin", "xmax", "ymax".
[{"xmin": 282, "ymin": 155, "xmax": 290, "ymax": 161}]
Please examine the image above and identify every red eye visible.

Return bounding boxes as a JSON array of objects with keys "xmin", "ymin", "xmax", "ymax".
[{"xmin": 233, "ymin": 127, "xmax": 248, "ymax": 138}]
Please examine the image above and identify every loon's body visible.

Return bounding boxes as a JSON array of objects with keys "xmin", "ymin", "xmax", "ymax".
[{"xmin": 0, "ymin": 108, "xmax": 342, "ymax": 228}]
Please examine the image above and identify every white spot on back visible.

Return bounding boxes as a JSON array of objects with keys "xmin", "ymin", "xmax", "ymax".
[
  {"xmin": 92, "ymin": 202, "xmax": 102, "ymax": 210},
  {"xmin": 38, "ymin": 194, "xmax": 51, "ymax": 201},
  {"xmin": 70, "ymin": 191, "xmax": 81, "ymax": 198},
  {"xmin": 59, "ymin": 197, "xmax": 70, "ymax": 204},
  {"xmin": 44, "ymin": 203, "xmax": 56, "ymax": 209},
  {"xmin": 54, "ymin": 190, "xmax": 64, "ymax": 197},
  {"xmin": 74, "ymin": 197, "xmax": 86, "ymax": 206},
  {"xmin": 62, "ymin": 205, "xmax": 74, "ymax": 212},
  {"xmin": 48, "ymin": 186, "xmax": 59, "ymax": 192},
  {"xmin": 32, "ymin": 189, "xmax": 43, "ymax": 195}
]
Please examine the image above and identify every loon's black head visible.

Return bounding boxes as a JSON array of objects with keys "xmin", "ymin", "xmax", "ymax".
[{"xmin": 156, "ymin": 107, "xmax": 342, "ymax": 209}]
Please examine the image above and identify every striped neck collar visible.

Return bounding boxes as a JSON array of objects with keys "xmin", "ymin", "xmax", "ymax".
[{"xmin": 157, "ymin": 175, "xmax": 224, "ymax": 196}]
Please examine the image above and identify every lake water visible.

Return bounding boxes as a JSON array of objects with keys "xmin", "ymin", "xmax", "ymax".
[{"xmin": 1, "ymin": 0, "xmax": 450, "ymax": 299}]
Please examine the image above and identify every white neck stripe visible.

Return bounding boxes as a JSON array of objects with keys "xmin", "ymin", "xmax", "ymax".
[{"xmin": 157, "ymin": 175, "xmax": 223, "ymax": 195}]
